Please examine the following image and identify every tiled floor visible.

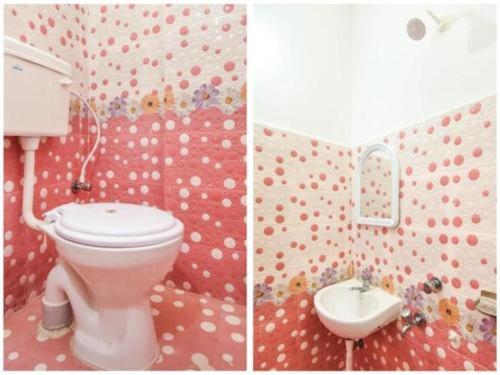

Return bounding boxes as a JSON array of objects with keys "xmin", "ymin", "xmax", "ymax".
[{"xmin": 4, "ymin": 285, "xmax": 246, "ymax": 370}]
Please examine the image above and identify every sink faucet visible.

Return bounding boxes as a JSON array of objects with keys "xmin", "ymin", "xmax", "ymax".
[{"xmin": 350, "ymin": 274, "xmax": 371, "ymax": 293}]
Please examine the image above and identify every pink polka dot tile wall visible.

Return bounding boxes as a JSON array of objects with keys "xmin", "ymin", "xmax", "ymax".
[
  {"xmin": 253, "ymin": 96, "xmax": 496, "ymax": 371},
  {"xmin": 4, "ymin": 3, "xmax": 247, "ymax": 319}
]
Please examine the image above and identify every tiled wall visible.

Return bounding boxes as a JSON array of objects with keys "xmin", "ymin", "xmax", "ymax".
[
  {"xmin": 84, "ymin": 4, "xmax": 247, "ymax": 305},
  {"xmin": 351, "ymin": 96, "xmax": 496, "ymax": 371},
  {"xmin": 4, "ymin": 4, "xmax": 90, "ymax": 316},
  {"xmin": 253, "ymin": 125, "xmax": 353, "ymax": 370},
  {"xmin": 253, "ymin": 96, "xmax": 496, "ymax": 371},
  {"xmin": 4, "ymin": 4, "xmax": 247, "ymax": 314}
]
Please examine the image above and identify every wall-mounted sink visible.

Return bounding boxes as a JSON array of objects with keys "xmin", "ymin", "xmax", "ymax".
[{"xmin": 314, "ymin": 278, "xmax": 401, "ymax": 370}]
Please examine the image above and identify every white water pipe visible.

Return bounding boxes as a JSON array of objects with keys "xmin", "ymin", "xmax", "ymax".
[
  {"xmin": 19, "ymin": 137, "xmax": 46, "ymax": 231},
  {"xmin": 345, "ymin": 339, "xmax": 354, "ymax": 371},
  {"xmin": 70, "ymin": 92, "xmax": 101, "ymax": 184}
]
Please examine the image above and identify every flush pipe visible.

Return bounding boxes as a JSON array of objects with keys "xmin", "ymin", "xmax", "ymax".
[
  {"xmin": 18, "ymin": 138, "xmax": 95, "ymax": 331},
  {"xmin": 19, "ymin": 137, "xmax": 46, "ymax": 231}
]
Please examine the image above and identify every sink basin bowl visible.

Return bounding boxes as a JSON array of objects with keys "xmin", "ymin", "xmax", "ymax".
[{"xmin": 314, "ymin": 278, "xmax": 401, "ymax": 340}]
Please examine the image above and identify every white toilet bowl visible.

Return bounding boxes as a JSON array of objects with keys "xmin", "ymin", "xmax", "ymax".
[{"xmin": 41, "ymin": 203, "xmax": 184, "ymax": 370}]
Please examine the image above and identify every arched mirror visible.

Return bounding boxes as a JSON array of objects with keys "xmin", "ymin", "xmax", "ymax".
[{"xmin": 355, "ymin": 144, "xmax": 400, "ymax": 227}]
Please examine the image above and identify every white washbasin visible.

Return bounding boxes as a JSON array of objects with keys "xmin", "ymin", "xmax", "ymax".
[{"xmin": 314, "ymin": 278, "xmax": 401, "ymax": 340}]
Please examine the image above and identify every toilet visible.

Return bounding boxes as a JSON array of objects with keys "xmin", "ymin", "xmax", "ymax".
[
  {"xmin": 41, "ymin": 202, "xmax": 184, "ymax": 370},
  {"xmin": 4, "ymin": 37, "xmax": 184, "ymax": 370}
]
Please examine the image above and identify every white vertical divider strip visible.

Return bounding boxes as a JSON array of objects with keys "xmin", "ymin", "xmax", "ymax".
[{"xmin": 246, "ymin": 3, "xmax": 254, "ymax": 371}]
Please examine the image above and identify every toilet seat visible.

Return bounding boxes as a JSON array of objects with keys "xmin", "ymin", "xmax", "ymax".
[{"xmin": 53, "ymin": 203, "xmax": 183, "ymax": 248}]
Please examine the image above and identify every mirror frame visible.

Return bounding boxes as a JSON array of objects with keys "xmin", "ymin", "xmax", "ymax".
[{"xmin": 355, "ymin": 143, "xmax": 400, "ymax": 228}]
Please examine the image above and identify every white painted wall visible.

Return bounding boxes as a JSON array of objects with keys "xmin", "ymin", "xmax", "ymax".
[
  {"xmin": 350, "ymin": 4, "xmax": 496, "ymax": 145},
  {"xmin": 254, "ymin": 4, "xmax": 496, "ymax": 146},
  {"xmin": 253, "ymin": 5, "xmax": 353, "ymax": 145}
]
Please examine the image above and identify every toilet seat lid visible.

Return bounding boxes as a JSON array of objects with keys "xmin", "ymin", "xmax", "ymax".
[{"xmin": 54, "ymin": 203, "xmax": 184, "ymax": 248}]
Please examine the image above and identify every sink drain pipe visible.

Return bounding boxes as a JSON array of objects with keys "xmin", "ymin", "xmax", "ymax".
[{"xmin": 345, "ymin": 339, "xmax": 354, "ymax": 371}]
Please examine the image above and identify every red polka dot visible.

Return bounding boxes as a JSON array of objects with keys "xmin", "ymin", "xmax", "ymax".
[
  {"xmin": 224, "ymin": 61, "xmax": 235, "ymax": 72},
  {"xmin": 453, "ymin": 155, "xmax": 463, "ymax": 166},
  {"xmin": 466, "ymin": 235, "xmax": 478, "ymax": 246},
  {"xmin": 211, "ymin": 76, "xmax": 222, "ymax": 86},
  {"xmin": 263, "ymin": 177, "xmax": 274, "ymax": 186},
  {"xmin": 451, "ymin": 278, "xmax": 461, "ymax": 289},
  {"xmin": 468, "ymin": 169, "xmax": 480, "ymax": 181},
  {"xmin": 470, "ymin": 279, "xmax": 479, "ymax": 289},
  {"xmin": 441, "ymin": 116, "xmax": 450, "ymax": 127},
  {"xmin": 264, "ymin": 227, "xmax": 274, "ymax": 236}
]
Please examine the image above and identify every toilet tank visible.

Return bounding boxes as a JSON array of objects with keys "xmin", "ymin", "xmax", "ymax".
[{"xmin": 4, "ymin": 36, "xmax": 72, "ymax": 137}]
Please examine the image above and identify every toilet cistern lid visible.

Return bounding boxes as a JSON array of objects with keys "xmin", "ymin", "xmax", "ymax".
[{"xmin": 52, "ymin": 203, "xmax": 183, "ymax": 248}]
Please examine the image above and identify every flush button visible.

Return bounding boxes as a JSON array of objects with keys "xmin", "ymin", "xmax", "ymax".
[{"xmin": 105, "ymin": 209, "xmax": 118, "ymax": 214}]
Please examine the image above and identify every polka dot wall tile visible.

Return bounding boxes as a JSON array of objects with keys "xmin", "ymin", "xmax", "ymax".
[
  {"xmin": 4, "ymin": 286, "xmax": 246, "ymax": 370},
  {"xmin": 4, "ymin": 4, "xmax": 246, "ymax": 314},
  {"xmin": 253, "ymin": 96, "xmax": 496, "ymax": 371}
]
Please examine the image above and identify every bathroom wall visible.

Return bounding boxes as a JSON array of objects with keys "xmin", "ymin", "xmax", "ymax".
[
  {"xmin": 351, "ymin": 96, "xmax": 496, "ymax": 371},
  {"xmin": 84, "ymin": 4, "xmax": 247, "ymax": 305},
  {"xmin": 253, "ymin": 124, "xmax": 353, "ymax": 370},
  {"xmin": 3, "ymin": 4, "xmax": 90, "ymax": 316},
  {"xmin": 254, "ymin": 4, "xmax": 496, "ymax": 147},
  {"xmin": 254, "ymin": 96, "xmax": 496, "ymax": 371},
  {"xmin": 350, "ymin": 4, "xmax": 496, "ymax": 145},
  {"xmin": 4, "ymin": 4, "xmax": 247, "ymax": 314},
  {"xmin": 253, "ymin": 5, "xmax": 352, "ymax": 144}
]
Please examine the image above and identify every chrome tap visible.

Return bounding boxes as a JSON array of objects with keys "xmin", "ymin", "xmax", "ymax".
[
  {"xmin": 350, "ymin": 274, "xmax": 371, "ymax": 293},
  {"xmin": 401, "ymin": 308, "xmax": 426, "ymax": 337},
  {"xmin": 401, "ymin": 308, "xmax": 412, "ymax": 336},
  {"xmin": 71, "ymin": 180, "xmax": 92, "ymax": 193}
]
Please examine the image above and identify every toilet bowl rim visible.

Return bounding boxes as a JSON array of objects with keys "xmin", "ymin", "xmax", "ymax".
[{"xmin": 42, "ymin": 223, "xmax": 184, "ymax": 253}]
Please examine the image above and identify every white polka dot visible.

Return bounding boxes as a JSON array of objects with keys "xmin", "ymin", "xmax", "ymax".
[
  {"xmin": 202, "ymin": 308, "xmax": 214, "ymax": 316},
  {"xmin": 150, "ymin": 295, "xmax": 163, "ymax": 303},
  {"xmin": 40, "ymin": 188, "xmax": 48, "ymax": 198},
  {"xmin": 190, "ymin": 176, "xmax": 201, "ymax": 186},
  {"xmin": 464, "ymin": 360, "xmax": 475, "ymax": 371},
  {"xmin": 34, "ymin": 363, "xmax": 47, "ymax": 371},
  {"xmin": 265, "ymin": 322, "xmax": 276, "ymax": 332},
  {"xmin": 173, "ymin": 300, "xmax": 184, "ymax": 308},
  {"xmin": 56, "ymin": 354, "xmax": 66, "ymax": 362},
  {"xmin": 224, "ymin": 178, "xmax": 236, "ymax": 189},
  {"xmin": 224, "ymin": 237, "xmax": 236, "ymax": 249},
  {"xmin": 211, "ymin": 248, "xmax": 223, "ymax": 260},
  {"xmin": 275, "ymin": 308, "xmax": 285, "ymax": 318},
  {"xmin": 223, "ymin": 119, "xmax": 235, "ymax": 130},
  {"xmin": 222, "ymin": 353, "xmax": 233, "ymax": 363},
  {"xmin": 129, "ymin": 125, "xmax": 138, "ymax": 134},
  {"xmin": 129, "ymin": 171, "xmax": 137, "ymax": 181},
  {"xmin": 436, "ymin": 347, "xmax": 446, "ymax": 359},
  {"xmin": 191, "ymin": 232, "xmax": 201, "ymax": 242},
  {"xmin": 161, "ymin": 345, "xmax": 175, "ymax": 355},
  {"xmin": 165, "ymin": 120, "xmax": 176, "ymax": 130},
  {"xmin": 230, "ymin": 333, "xmax": 245, "ymax": 343},
  {"xmin": 8, "ymin": 352, "xmax": 19, "ymax": 360},
  {"xmin": 162, "ymin": 332, "xmax": 174, "ymax": 341},
  {"xmin": 467, "ymin": 342, "xmax": 477, "ymax": 354},
  {"xmin": 225, "ymin": 315, "xmax": 241, "ymax": 326},
  {"xmin": 4, "ymin": 245, "xmax": 13, "ymax": 257},
  {"xmin": 221, "ymin": 304, "xmax": 235, "ymax": 313},
  {"xmin": 200, "ymin": 321, "xmax": 216, "ymax": 333},
  {"xmin": 4, "ymin": 181, "xmax": 14, "ymax": 193},
  {"xmin": 179, "ymin": 133, "xmax": 190, "ymax": 143},
  {"xmin": 225, "ymin": 283, "xmax": 235, "ymax": 293}
]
